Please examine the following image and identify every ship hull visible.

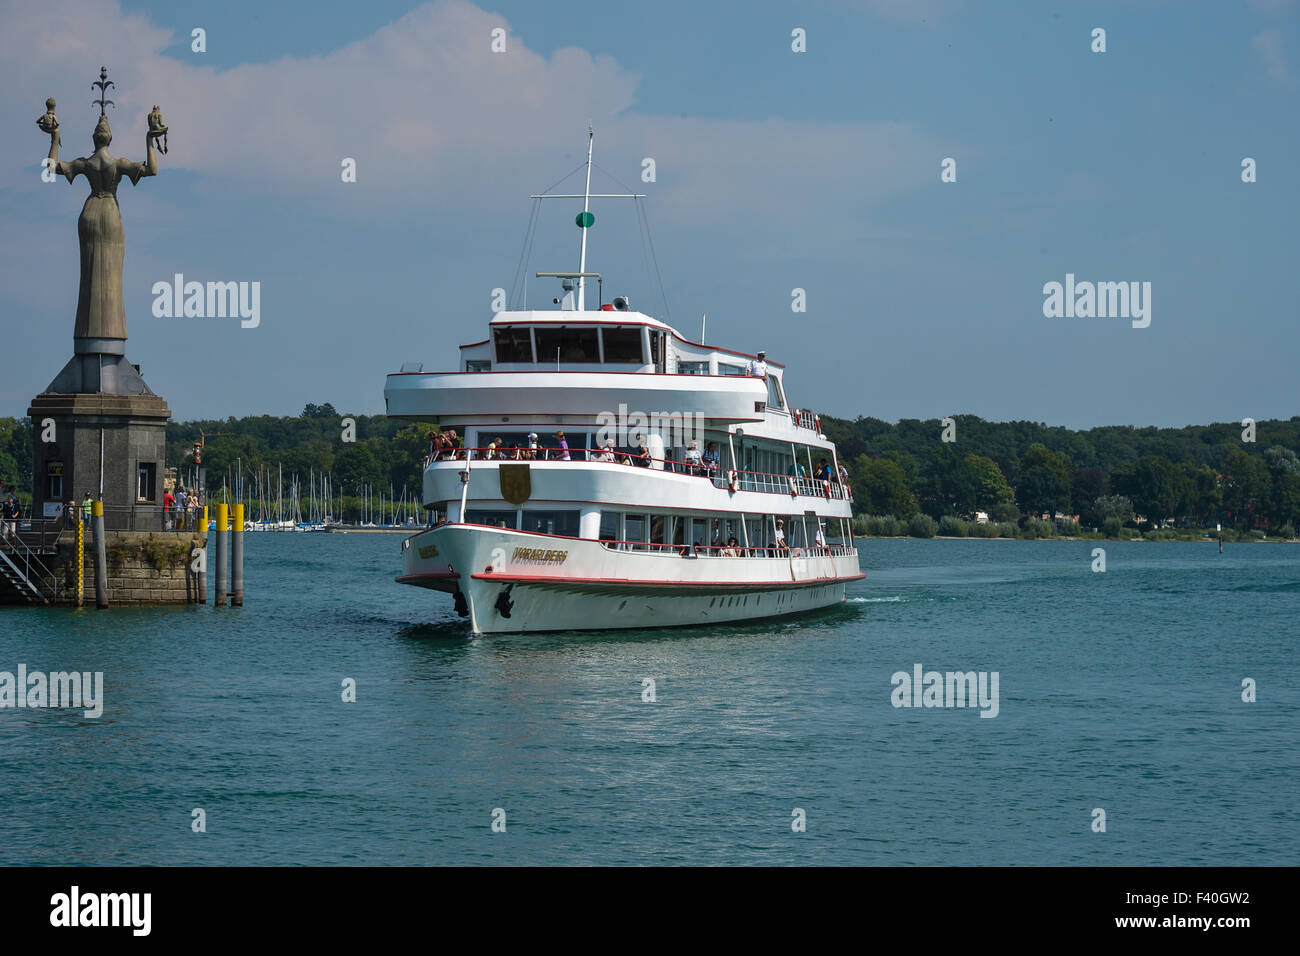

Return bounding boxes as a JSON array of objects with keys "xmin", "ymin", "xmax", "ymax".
[{"xmin": 398, "ymin": 523, "xmax": 864, "ymax": 635}]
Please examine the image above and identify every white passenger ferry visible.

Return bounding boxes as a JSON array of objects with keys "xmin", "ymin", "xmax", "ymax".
[{"xmin": 384, "ymin": 132, "xmax": 862, "ymax": 633}]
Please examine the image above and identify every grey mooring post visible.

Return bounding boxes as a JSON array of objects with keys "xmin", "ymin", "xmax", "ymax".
[
  {"xmin": 214, "ymin": 502, "xmax": 228, "ymax": 607},
  {"xmin": 231, "ymin": 502, "xmax": 244, "ymax": 606},
  {"xmin": 196, "ymin": 505, "xmax": 208, "ymax": 603},
  {"xmin": 92, "ymin": 500, "xmax": 108, "ymax": 609}
]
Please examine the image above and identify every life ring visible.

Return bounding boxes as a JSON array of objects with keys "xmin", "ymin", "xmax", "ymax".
[
  {"xmin": 823, "ymin": 479, "xmax": 831, "ymax": 498},
  {"xmin": 727, "ymin": 470, "xmax": 739, "ymax": 493},
  {"xmin": 788, "ymin": 476, "xmax": 798, "ymax": 497},
  {"xmin": 791, "ymin": 547, "xmax": 804, "ymax": 558}
]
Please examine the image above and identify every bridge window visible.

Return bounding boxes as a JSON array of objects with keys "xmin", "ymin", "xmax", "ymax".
[
  {"xmin": 718, "ymin": 363, "xmax": 745, "ymax": 376},
  {"xmin": 521, "ymin": 510, "xmax": 579, "ymax": 537},
  {"xmin": 466, "ymin": 509, "xmax": 518, "ymax": 529},
  {"xmin": 767, "ymin": 375, "xmax": 785, "ymax": 409},
  {"xmin": 494, "ymin": 327, "xmax": 533, "ymax": 363},
  {"xmin": 601, "ymin": 327, "xmax": 643, "ymax": 363},
  {"xmin": 534, "ymin": 327, "xmax": 599, "ymax": 363},
  {"xmin": 679, "ymin": 361, "xmax": 709, "ymax": 375}
]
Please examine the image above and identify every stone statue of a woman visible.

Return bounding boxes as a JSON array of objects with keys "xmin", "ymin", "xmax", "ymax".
[{"xmin": 41, "ymin": 100, "xmax": 160, "ymax": 347}]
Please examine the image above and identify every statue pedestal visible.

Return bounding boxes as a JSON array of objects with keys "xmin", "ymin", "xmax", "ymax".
[{"xmin": 28, "ymin": 391, "xmax": 171, "ymax": 532}]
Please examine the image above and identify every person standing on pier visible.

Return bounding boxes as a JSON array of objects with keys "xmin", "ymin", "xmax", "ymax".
[{"xmin": 1, "ymin": 493, "xmax": 20, "ymax": 542}]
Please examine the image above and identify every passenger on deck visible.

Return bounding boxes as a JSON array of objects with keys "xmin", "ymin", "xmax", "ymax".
[
  {"xmin": 774, "ymin": 519, "xmax": 788, "ymax": 551},
  {"xmin": 596, "ymin": 440, "xmax": 617, "ymax": 463},
  {"xmin": 440, "ymin": 429, "xmax": 460, "ymax": 460},
  {"xmin": 815, "ymin": 522, "xmax": 827, "ymax": 550},
  {"xmin": 635, "ymin": 440, "xmax": 651, "ymax": 466},
  {"xmin": 702, "ymin": 442, "xmax": 720, "ymax": 475},
  {"xmin": 685, "ymin": 440, "xmax": 703, "ymax": 475},
  {"xmin": 556, "ymin": 431, "xmax": 571, "ymax": 460},
  {"xmin": 722, "ymin": 536, "xmax": 739, "ymax": 557},
  {"xmin": 526, "ymin": 433, "xmax": 540, "ymax": 459}
]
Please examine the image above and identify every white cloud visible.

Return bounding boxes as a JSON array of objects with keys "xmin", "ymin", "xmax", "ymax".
[
  {"xmin": 1251, "ymin": 29, "xmax": 1289, "ymax": 83},
  {"xmin": 1, "ymin": 0, "xmax": 945, "ymax": 224}
]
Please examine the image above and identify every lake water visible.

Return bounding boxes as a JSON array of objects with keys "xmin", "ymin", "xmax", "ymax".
[{"xmin": 1, "ymin": 534, "xmax": 1296, "ymax": 865}]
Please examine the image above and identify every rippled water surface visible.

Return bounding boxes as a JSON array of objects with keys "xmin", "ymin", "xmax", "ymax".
[{"xmin": 2, "ymin": 534, "xmax": 1296, "ymax": 865}]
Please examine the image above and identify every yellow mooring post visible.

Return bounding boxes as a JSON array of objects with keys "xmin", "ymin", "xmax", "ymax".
[
  {"xmin": 214, "ymin": 503, "xmax": 229, "ymax": 607},
  {"xmin": 75, "ymin": 506, "xmax": 84, "ymax": 607},
  {"xmin": 231, "ymin": 503, "xmax": 244, "ymax": 606}
]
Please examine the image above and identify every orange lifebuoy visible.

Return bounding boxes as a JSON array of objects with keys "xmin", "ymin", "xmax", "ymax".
[{"xmin": 788, "ymin": 476, "xmax": 798, "ymax": 497}]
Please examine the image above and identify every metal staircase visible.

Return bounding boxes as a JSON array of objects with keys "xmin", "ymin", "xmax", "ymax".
[{"xmin": 0, "ymin": 535, "xmax": 61, "ymax": 605}]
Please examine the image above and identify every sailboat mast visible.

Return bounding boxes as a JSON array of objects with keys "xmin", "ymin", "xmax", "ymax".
[{"xmin": 577, "ymin": 125, "xmax": 594, "ymax": 311}]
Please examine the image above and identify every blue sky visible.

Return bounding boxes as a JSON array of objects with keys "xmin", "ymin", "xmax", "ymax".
[{"xmin": 1, "ymin": 0, "xmax": 1296, "ymax": 428}]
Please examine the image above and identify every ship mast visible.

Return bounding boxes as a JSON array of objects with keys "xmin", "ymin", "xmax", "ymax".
[{"xmin": 577, "ymin": 125, "xmax": 594, "ymax": 311}]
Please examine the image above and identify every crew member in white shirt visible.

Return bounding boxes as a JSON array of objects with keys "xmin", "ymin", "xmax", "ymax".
[{"xmin": 746, "ymin": 350, "xmax": 768, "ymax": 378}]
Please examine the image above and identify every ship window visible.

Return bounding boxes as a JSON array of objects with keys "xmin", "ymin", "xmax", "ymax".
[
  {"xmin": 767, "ymin": 375, "xmax": 785, "ymax": 410},
  {"xmin": 494, "ymin": 327, "xmax": 534, "ymax": 363},
  {"xmin": 718, "ymin": 363, "xmax": 745, "ymax": 376},
  {"xmin": 521, "ymin": 510, "xmax": 579, "ymax": 537},
  {"xmin": 624, "ymin": 514, "xmax": 647, "ymax": 549},
  {"xmin": 465, "ymin": 509, "xmax": 518, "ymax": 529},
  {"xmin": 599, "ymin": 511, "xmax": 620, "ymax": 541},
  {"xmin": 466, "ymin": 360, "xmax": 491, "ymax": 372},
  {"xmin": 679, "ymin": 361, "xmax": 709, "ymax": 375},
  {"xmin": 650, "ymin": 515, "xmax": 665, "ymax": 545},
  {"xmin": 534, "ymin": 327, "xmax": 599, "ymax": 363},
  {"xmin": 601, "ymin": 327, "xmax": 643, "ymax": 363}
]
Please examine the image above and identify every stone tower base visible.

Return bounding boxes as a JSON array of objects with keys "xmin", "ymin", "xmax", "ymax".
[{"xmin": 28, "ymin": 392, "xmax": 171, "ymax": 532}]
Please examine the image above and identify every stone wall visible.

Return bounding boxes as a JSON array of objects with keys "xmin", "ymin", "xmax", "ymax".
[{"xmin": 53, "ymin": 530, "xmax": 207, "ymax": 606}]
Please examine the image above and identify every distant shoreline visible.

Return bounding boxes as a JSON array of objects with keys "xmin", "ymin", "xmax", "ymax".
[{"xmin": 856, "ymin": 535, "xmax": 1299, "ymax": 543}]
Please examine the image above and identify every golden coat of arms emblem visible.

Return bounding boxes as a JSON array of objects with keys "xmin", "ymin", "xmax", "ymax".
[{"xmin": 499, "ymin": 463, "xmax": 531, "ymax": 505}]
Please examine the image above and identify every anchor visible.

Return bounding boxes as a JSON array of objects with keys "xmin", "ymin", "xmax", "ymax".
[{"xmin": 494, "ymin": 583, "xmax": 514, "ymax": 619}]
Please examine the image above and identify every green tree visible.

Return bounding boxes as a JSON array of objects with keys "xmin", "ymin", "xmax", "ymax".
[
  {"xmin": 850, "ymin": 456, "xmax": 918, "ymax": 518},
  {"xmin": 949, "ymin": 454, "xmax": 1014, "ymax": 516},
  {"xmin": 1126, "ymin": 456, "xmax": 1190, "ymax": 525},
  {"xmin": 335, "ymin": 444, "xmax": 386, "ymax": 490},
  {"xmin": 1072, "ymin": 468, "xmax": 1109, "ymax": 526},
  {"xmin": 1221, "ymin": 449, "xmax": 1270, "ymax": 528},
  {"xmin": 1093, "ymin": 495, "xmax": 1134, "ymax": 524},
  {"xmin": 1272, "ymin": 473, "xmax": 1300, "ymax": 528},
  {"xmin": 1015, "ymin": 444, "xmax": 1072, "ymax": 517}
]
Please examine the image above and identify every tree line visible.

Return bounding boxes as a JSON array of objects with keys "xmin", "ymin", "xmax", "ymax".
[
  {"xmin": 2, "ymin": 407, "xmax": 1298, "ymax": 532},
  {"xmin": 821, "ymin": 414, "xmax": 1300, "ymax": 534}
]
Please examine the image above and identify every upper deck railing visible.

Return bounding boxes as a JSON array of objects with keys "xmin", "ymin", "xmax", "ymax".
[
  {"xmin": 790, "ymin": 408, "xmax": 820, "ymax": 432},
  {"xmin": 596, "ymin": 538, "xmax": 857, "ymax": 559},
  {"xmin": 426, "ymin": 446, "xmax": 852, "ymax": 501}
]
